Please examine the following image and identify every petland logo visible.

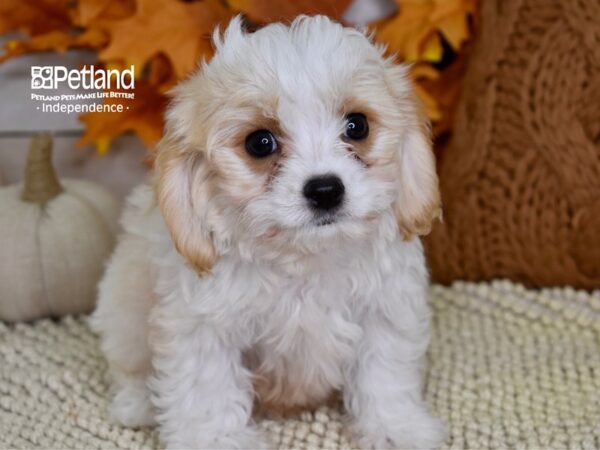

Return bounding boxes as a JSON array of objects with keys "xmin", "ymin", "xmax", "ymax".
[{"xmin": 31, "ymin": 65, "xmax": 135, "ymax": 90}]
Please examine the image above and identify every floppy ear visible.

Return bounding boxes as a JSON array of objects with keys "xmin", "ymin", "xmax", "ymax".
[
  {"xmin": 386, "ymin": 64, "xmax": 442, "ymax": 239},
  {"xmin": 155, "ymin": 134, "xmax": 217, "ymax": 274},
  {"xmin": 153, "ymin": 16, "xmax": 250, "ymax": 274}
]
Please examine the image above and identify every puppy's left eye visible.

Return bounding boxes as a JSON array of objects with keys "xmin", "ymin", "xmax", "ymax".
[
  {"xmin": 345, "ymin": 113, "xmax": 369, "ymax": 140},
  {"xmin": 245, "ymin": 130, "xmax": 278, "ymax": 158}
]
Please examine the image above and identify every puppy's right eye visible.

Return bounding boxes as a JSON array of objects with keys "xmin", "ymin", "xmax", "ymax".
[{"xmin": 245, "ymin": 130, "xmax": 278, "ymax": 158}]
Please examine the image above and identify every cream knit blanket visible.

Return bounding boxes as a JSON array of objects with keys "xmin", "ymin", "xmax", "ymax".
[{"xmin": 1, "ymin": 281, "xmax": 599, "ymax": 449}]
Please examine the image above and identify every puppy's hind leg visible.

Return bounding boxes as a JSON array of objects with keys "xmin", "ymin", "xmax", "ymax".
[{"xmin": 91, "ymin": 233, "xmax": 157, "ymax": 427}]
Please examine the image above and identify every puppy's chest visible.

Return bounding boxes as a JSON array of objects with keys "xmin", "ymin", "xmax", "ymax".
[
  {"xmin": 256, "ymin": 280, "xmax": 361, "ymax": 352},
  {"xmin": 247, "ymin": 275, "xmax": 364, "ymax": 413}
]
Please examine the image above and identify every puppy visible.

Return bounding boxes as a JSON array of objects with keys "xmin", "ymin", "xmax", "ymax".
[{"xmin": 92, "ymin": 15, "xmax": 445, "ymax": 449}]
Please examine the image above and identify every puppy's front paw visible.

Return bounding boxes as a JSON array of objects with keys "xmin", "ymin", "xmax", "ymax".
[
  {"xmin": 165, "ymin": 427, "xmax": 274, "ymax": 450},
  {"xmin": 351, "ymin": 411, "xmax": 446, "ymax": 450},
  {"xmin": 109, "ymin": 381, "xmax": 156, "ymax": 427}
]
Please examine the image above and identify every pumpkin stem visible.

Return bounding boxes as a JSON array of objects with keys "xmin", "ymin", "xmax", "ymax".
[{"xmin": 21, "ymin": 134, "xmax": 63, "ymax": 204}]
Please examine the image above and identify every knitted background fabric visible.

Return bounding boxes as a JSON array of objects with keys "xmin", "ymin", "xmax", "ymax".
[
  {"xmin": 424, "ymin": 0, "xmax": 600, "ymax": 288},
  {"xmin": 2, "ymin": 281, "xmax": 599, "ymax": 449}
]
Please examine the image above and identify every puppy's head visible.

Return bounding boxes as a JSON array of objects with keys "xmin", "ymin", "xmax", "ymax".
[{"xmin": 156, "ymin": 15, "xmax": 440, "ymax": 273}]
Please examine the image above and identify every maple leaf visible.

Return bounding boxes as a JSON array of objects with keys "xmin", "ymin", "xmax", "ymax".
[
  {"xmin": 0, "ymin": 0, "xmax": 71, "ymax": 36},
  {"xmin": 0, "ymin": 28, "xmax": 107, "ymax": 63},
  {"xmin": 375, "ymin": 0, "xmax": 476, "ymax": 135},
  {"xmin": 147, "ymin": 53, "xmax": 179, "ymax": 92},
  {"xmin": 99, "ymin": 0, "xmax": 233, "ymax": 79},
  {"xmin": 0, "ymin": 0, "xmax": 478, "ymax": 155},
  {"xmin": 376, "ymin": 0, "xmax": 475, "ymax": 62},
  {"xmin": 77, "ymin": 80, "xmax": 168, "ymax": 152},
  {"xmin": 228, "ymin": 0, "xmax": 351, "ymax": 24},
  {"xmin": 70, "ymin": 0, "xmax": 135, "ymax": 27},
  {"xmin": 0, "ymin": 0, "xmax": 126, "ymax": 63}
]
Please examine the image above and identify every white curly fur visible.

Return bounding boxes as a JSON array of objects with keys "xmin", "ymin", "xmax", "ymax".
[{"xmin": 92, "ymin": 15, "xmax": 445, "ymax": 449}]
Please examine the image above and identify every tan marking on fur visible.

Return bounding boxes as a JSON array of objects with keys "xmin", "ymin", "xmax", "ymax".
[
  {"xmin": 252, "ymin": 368, "xmax": 340, "ymax": 419},
  {"xmin": 398, "ymin": 201, "xmax": 443, "ymax": 240},
  {"xmin": 111, "ymin": 361, "xmax": 152, "ymax": 379},
  {"xmin": 340, "ymin": 97, "xmax": 381, "ymax": 164},
  {"xmin": 232, "ymin": 114, "xmax": 284, "ymax": 176},
  {"xmin": 394, "ymin": 116, "xmax": 442, "ymax": 239},
  {"xmin": 155, "ymin": 135, "xmax": 217, "ymax": 275},
  {"xmin": 388, "ymin": 83, "xmax": 442, "ymax": 238}
]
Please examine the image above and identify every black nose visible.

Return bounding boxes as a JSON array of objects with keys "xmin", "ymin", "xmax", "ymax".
[{"xmin": 303, "ymin": 175, "xmax": 345, "ymax": 211}]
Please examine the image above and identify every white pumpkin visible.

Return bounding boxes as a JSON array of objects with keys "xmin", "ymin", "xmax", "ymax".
[{"xmin": 0, "ymin": 135, "xmax": 120, "ymax": 322}]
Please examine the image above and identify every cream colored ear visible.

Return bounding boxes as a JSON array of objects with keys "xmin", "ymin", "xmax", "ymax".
[
  {"xmin": 394, "ymin": 125, "xmax": 442, "ymax": 239},
  {"xmin": 386, "ymin": 64, "xmax": 441, "ymax": 239},
  {"xmin": 155, "ymin": 135, "xmax": 217, "ymax": 274}
]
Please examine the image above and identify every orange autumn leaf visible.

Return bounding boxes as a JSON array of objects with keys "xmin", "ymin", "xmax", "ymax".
[
  {"xmin": 436, "ymin": 9, "xmax": 470, "ymax": 50},
  {"xmin": 376, "ymin": 0, "xmax": 475, "ymax": 62},
  {"xmin": 376, "ymin": 3, "xmax": 435, "ymax": 62},
  {"xmin": 375, "ymin": 0, "xmax": 477, "ymax": 136},
  {"xmin": 229, "ymin": 0, "xmax": 351, "ymax": 24},
  {"xmin": 99, "ymin": 0, "xmax": 233, "ymax": 79},
  {"xmin": 77, "ymin": 81, "xmax": 168, "ymax": 151},
  {"xmin": 0, "ymin": 0, "xmax": 479, "ymax": 154},
  {"xmin": 0, "ymin": 0, "xmax": 71, "ymax": 36},
  {"xmin": 71, "ymin": 0, "xmax": 135, "ymax": 27},
  {"xmin": 0, "ymin": 28, "xmax": 107, "ymax": 63},
  {"xmin": 147, "ymin": 53, "xmax": 179, "ymax": 92},
  {"xmin": 0, "ymin": 0, "xmax": 125, "ymax": 63}
]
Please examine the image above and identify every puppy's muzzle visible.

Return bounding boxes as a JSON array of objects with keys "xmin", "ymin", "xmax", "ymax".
[{"xmin": 303, "ymin": 174, "xmax": 345, "ymax": 211}]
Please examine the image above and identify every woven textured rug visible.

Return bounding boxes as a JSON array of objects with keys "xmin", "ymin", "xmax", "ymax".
[{"xmin": 1, "ymin": 281, "xmax": 599, "ymax": 449}]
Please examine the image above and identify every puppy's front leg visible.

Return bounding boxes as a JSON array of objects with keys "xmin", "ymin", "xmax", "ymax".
[
  {"xmin": 344, "ymin": 299, "xmax": 446, "ymax": 449},
  {"xmin": 149, "ymin": 310, "xmax": 268, "ymax": 449}
]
